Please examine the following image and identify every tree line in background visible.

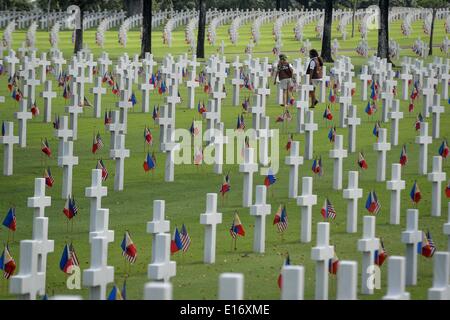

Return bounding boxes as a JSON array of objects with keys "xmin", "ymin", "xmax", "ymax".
[{"xmin": 0, "ymin": 0, "xmax": 448, "ymax": 64}]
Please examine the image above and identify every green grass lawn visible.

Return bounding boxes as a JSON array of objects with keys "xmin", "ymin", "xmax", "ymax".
[{"xmin": 0, "ymin": 18, "xmax": 449, "ymax": 300}]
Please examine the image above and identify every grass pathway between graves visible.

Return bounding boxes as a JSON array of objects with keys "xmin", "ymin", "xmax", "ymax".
[{"xmin": 0, "ymin": 19, "xmax": 449, "ymax": 299}]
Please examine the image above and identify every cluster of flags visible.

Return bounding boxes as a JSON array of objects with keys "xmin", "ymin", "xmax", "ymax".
[
  {"xmin": 7, "ymin": 74, "xmax": 23, "ymax": 102},
  {"xmin": 358, "ymin": 152, "xmax": 368, "ymax": 170},
  {"xmin": 410, "ymin": 181, "xmax": 421, "ymax": 204},
  {"xmin": 328, "ymin": 126, "xmax": 336, "ymax": 142},
  {"xmin": 44, "ymin": 167, "xmax": 54, "ymax": 187},
  {"xmin": 96, "ymin": 159, "xmax": 109, "ymax": 181},
  {"xmin": 400, "ymin": 145, "xmax": 408, "ymax": 166},
  {"xmin": 63, "ymin": 196, "xmax": 79, "ymax": 220},
  {"xmin": 365, "ymin": 191, "xmax": 381, "ymax": 215},
  {"xmin": 59, "ymin": 243, "xmax": 79, "ymax": 274},
  {"xmin": 121, "ymin": 231, "xmax": 137, "ymax": 263},
  {"xmin": 197, "ymin": 101, "xmax": 207, "ymax": 115},
  {"xmin": 102, "ymin": 72, "xmax": 120, "ymax": 96},
  {"xmin": 171, "ymin": 224, "xmax": 191, "ymax": 254},
  {"xmin": 321, "ymin": 199, "xmax": 336, "ymax": 220},
  {"xmin": 230, "ymin": 212, "xmax": 245, "ymax": 239},
  {"xmin": 329, "ymin": 252, "xmax": 339, "ymax": 275},
  {"xmin": 91, "ymin": 132, "xmax": 104, "ymax": 154},
  {"xmin": 277, "ymin": 254, "xmax": 290, "ymax": 288},
  {"xmin": 374, "ymin": 239, "xmax": 387, "ymax": 267},
  {"xmin": 365, "ymin": 100, "xmax": 377, "ymax": 116},
  {"xmin": 108, "ymin": 282, "xmax": 127, "ymax": 300},
  {"xmin": 273, "ymin": 205, "xmax": 288, "ymax": 233},
  {"xmin": 312, "ymin": 156, "xmax": 323, "ymax": 176},
  {"xmin": 41, "ymin": 138, "xmax": 52, "ymax": 157},
  {"xmin": 418, "ymin": 230, "xmax": 436, "ymax": 258},
  {"xmin": 439, "ymin": 140, "xmax": 449, "ymax": 159},
  {"xmin": 143, "ymin": 152, "xmax": 156, "ymax": 172},
  {"xmin": 0, "ymin": 245, "xmax": 16, "ymax": 279},
  {"xmin": 323, "ymin": 105, "xmax": 333, "ymax": 120}
]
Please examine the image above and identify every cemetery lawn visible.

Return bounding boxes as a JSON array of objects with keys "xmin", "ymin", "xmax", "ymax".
[{"xmin": 0, "ymin": 19, "xmax": 449, "ymax": 299}]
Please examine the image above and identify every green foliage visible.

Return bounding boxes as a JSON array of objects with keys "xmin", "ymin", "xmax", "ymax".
[{"xmin": 0, "ymin": 0, "xmax": 33, "ymax": 10}]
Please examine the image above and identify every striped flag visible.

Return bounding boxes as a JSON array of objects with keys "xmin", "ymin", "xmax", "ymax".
[
  {"xmin": 321, "ymin": 198, "xmax": 336, "ymax": 220},
  {"xmin": 180, "ymin": 224, "xmax": 191, "ymax": 253},
  {"xmin": 273, "ymin": 205, "xmax": 288, "ymax": 233},
  {"xmin": 96, "ymin": 159, "xmax": 109, "ymax": 181}
]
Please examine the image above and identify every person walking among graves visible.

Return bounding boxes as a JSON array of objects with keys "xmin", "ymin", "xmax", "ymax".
[
  {"xmin": 306, "ymin": 49, "xmax": 323, "ymax": 108},
  {"xmin": 274, "ymin": 54, "xmax": 294, "ymax": 107}
]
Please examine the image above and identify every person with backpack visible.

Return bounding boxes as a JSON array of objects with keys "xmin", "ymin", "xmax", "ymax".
[
  {"xmin": 306, "ymin": 49, "xmax": 323, "ymax": 108},
  {"xmin": 273, "ymin": 54, "xmax": 294, "ymax": 107}
]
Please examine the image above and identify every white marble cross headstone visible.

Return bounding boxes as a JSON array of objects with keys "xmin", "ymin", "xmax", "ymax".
[
  {"xmin": 343, "ymin": 171, "xmax": 363, "ymax": 233},
  {"xmin": 144, "ymin": 282, "xmax": 172, "ymax": 300},
  {"xmin": 401, "ymin": 209, "xmax": 422, "ymax": 286},
  {"xmin": 429, "ymin": 94, "xmax": 444, "ymax": 139},
  {"xmin": 329, "ymin": 135, "xmax": 348, "ymax": 190},
  {"xmin": 110, "ymin": 134, "xmax": 130, "ymax": 191},
  {"xmin": 311, "ymin": 222, "xmax": 334, "ymax": 300},
  {"xmin": 14, "ymin": 98, "xmax": 32, "ymax": 148},
  {"xmin": 200, "ymin": 193, "xmax": 222, "ymax": 264},
  {"xmin": 285, "ymin": 141, "xmax": 303, "ymax": 198},
  {"xmin": 218, "ymin": 273, "xmax": 244, "ymax": 300},
  {"xmin": 148, "ymin": 233, "xmax": 176, "ymax": 282},
  {"xmin": 57, "ymin": 141, "xmax": 79, "ymax": 200},
  {"xmin": 281, "ymin": 265, "xmax": 305, "ymax": 300},
  {"xmin": 357, "ymin": 216, "xmax": 379, "ymax": 295},
  {"xmin": 90, "ymin": 76, "xmax": 106, "ymax": 118},
  {"xmin": 373, "ymin": 128, "xmax": 391, "ymax": 182},
  {"xmin": 336, "ymin": 261, "xmax": 358, "ymax": 300},
  {"xmin": 415, "ymin": 122, "xmax": 432, "ymax": 175},
  {"xmin": 428, "ymin": 252, "xmax": 450, "ymax": 300},
  {"xmin": 10, "ymin": 178, "xmax": 54, "ymax": 300},
  {"xmin": 382, "ymin": 256, "xmax": 410, "ymax": 300},
  {"xmin": 388, "ymin": 100, "xmax": 403, "ymax": 146},
  {"xmin": 428, "ymin": 156, "xmax": 446, "ymax": 217},
  {"xmin": 250, "ymin": 186, "xmax": 271, "ymax": 253},
  {"xmin": 147, "ymin": 200, "xmax": 170, "ymax": 263},
  {"xmin": 345, "ymin": 105, "xmax": 360, "ymax": 153},
  {"xmin": 297, "ymin": 177, "xmax": 317, "ymax": 243},
  {"xmin": 55, "ymin": 115, "xmax": 73, "ymax": 157},
  {"xmin": 40, "ymin": 80, "xmax": 56, "ymax": 123},
  {"xmin": 386, "ymin": 164, "xmax": 406, "ymax": 225},
  {"xmin": 85, "ymin": 169, "xmax": 107, "ymax": 233},
  {"xmin": 302, "ymin": 110, "xmax": 318, "ymax": 160},
  {"xmin": 239, "ymin": 148, "xmax": 258, "ymax": 207},
  {"xmin": 0, "ymin": 122, "xmax": 19, "ymax": 176}
]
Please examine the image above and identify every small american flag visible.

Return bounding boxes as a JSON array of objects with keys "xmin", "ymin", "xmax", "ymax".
[
  {"xmin": 69, "ymin": 243, "xmax": 80, "ymax": 267},
  {"xmin": 180, "ymin": 224, "xmax": 191, "ymax": 252},
  {"xmin": 96, "ymin": 159, "xmax": 108, "ymax": 181},
  {"xmin": 96, "ymin": 132, "xmax": 104, "ymax": 150},
  {"xmin": 427, "ymin": 230, "xmax": 436, "ymax": 257},
  {"xmin": 322, "ymin": 199, "xmax": 336, "ymax": 220},
  {"xmin": 274, "ymin": 205, "xmax": 288, "ymax": 233}
]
